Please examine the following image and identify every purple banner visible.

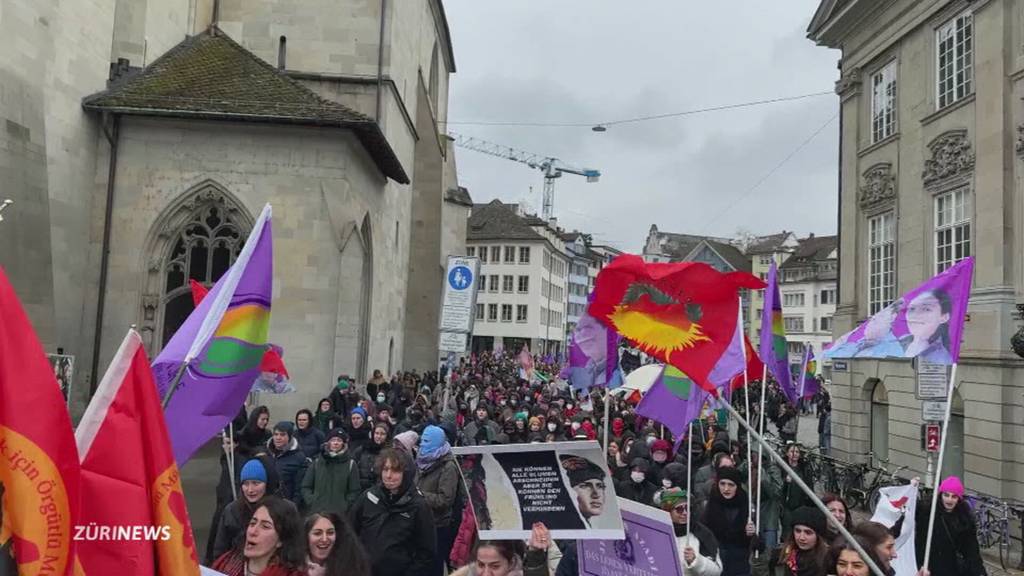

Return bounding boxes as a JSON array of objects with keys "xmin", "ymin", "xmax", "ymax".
[
  {"xmin": 578, "ymin": 498, "xmax": 683, "ymax": 576},
  {"xmin": 824, "ymin": 258, "xmax": 974, "ymax": 364}
]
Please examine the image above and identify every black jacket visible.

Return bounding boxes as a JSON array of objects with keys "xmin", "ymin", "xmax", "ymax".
[
  {"xmin": 355, "ymin": 440, "xmax": 386, "ymax": 491},
  {"xmin": 266, "ymin": 438, "xmax": 308, "ymax": 506},
  {"xmin": 349, "ymin": 470, "xmax": 436, "ymax": 576},
  {"xmin": 295, "ymin": 426, "xmax": 325, "ymax": 459},
  {"xmin": 615, "ymin": 477, "xmax": 659, "ymax": 506},
  {"xmin": 915, "ymin": 501, "xmax": 986, "ymax": 576}
]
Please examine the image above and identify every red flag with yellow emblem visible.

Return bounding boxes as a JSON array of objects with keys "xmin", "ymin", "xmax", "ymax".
[
  {"xmin": 74, "ymin": 330, "xmax": 199, "ymax": 575},
  {"xmin": 588, "ymin": 255, "xmax": 765, "ymax": 394},
  {"xmin": 0, "ymin": 266, "xmax": 81, "ymax": 575}
]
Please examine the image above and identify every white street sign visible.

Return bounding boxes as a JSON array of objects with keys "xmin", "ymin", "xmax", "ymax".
[
  {"xmin": 439, "ymin": 256, "xmax": 479, "ymax": 333},
  {"xmin": 916, "ymin": 360, "xmax": 948, "ymax": 399},
  {"xmin": 439, "ymin": 331, "xmax": 468, "ymax": 353},
  {"xmin": 922, "ymin": 400, "xmax": 946, "ymax": 422}
]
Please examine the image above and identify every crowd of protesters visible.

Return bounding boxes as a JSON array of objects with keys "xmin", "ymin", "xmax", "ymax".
[{"xmin": 202, "ymin": 349, "xmax": 983, "ymax": 576}]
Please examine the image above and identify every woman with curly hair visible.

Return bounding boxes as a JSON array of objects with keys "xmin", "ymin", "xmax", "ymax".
[
  {"xmin": 212, "ymin": 496, "xmax": 306, "ymax": 576},
  {"xmin": 303, "ymin": 512, "xmax": 371, "ymax": 576}
]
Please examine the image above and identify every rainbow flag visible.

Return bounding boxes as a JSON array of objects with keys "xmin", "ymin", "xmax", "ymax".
[
  {"xmin": 758, "ymin": 260, "xmax": 795, "ymax": 404},
  {"xmin": 798, "ymin": 344, "xmax": 819, "ymax": 402},
  {"xmin": 636, "ymin": 365, "xmax": 709, "ymax": 449},
  {"xmin": 153, "ymin": 204, "xmax": 273, "ymax": 465}
]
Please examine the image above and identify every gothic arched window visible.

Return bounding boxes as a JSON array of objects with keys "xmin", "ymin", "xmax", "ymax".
[{"xmin": 140, "ymin": 182, "xmax": 253, "ymax": 354}]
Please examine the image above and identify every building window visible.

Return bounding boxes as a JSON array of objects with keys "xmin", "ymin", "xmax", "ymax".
[
  {"xmin": 489, "ymin": 275, "xmax": 499, "ymax": 293},
  {"xmin": 518, "ymin": 275, "xmax": 529, "ymax": 293},
  {"xmin": 783, "ymin": 293, "xmax": 805, "ymax": 307},
  {"xmin": 936, "ymin": 12, "xmax": 973, "ymax": 109},
  {"xmin": 870, "ymin": 380, "xmax": 889, "ymax": 467},
  {"xmin": 540, "ymin": 307, "xmax": 549, "ymax": 325},
  {"xmin": 820, "ymin": 317, "xmax": 833, "ymax": 332},
  {"xmin": 478, "ymin": 276, "xmax": 486, "ymax": 292},
  {"xmin": 542, "ymin": 279, "xmax": 550, "ymax": 299},
  {"xmin": 490, "ymin": 246, "xmax": 501, "ymax": 262},
  {"xmin": 467, "ymin": 246, "xmax": 476, "ymax": 257},
  {"xmin": 519, "ymin": 246, "xmax": 531, "ymax": 264},
  {"xmin": 871, "ymin": 61, "xmax": 897, "ymax": 143},
  {"xmin": 502, "ymin": 275, "xmax": 514, "ymax": 293},
  {"xmin": 820, "ymin": 289, "xmax": 836, "ymax": 305},
  {"xmin": 476, "ymin": 303, "xmax": 484, "ymax": 320},
  {"xmin": 784, "ymin": 316, "xmax": 804, "ymax": 333},
  {"xmin": 759, "ymin": 255, "xmax": 772, "ymax": 265},
  {"xmin": 868, "ymin": 212, "xmax": 896, "ymax": 315},
  {"xmin": 501, "ymin": 304, "xmax": 513, "ymax": 322},
  {"xmin": 480, "ymin": 247, "xmax": 488, "ymax": 263},
  {"xmin": 504, "ymin": 246, "xmax": 516, "ymax": 263},
  {"xmin": 487, "ymin": 304, "xmax": 498, "ymax": 322},
  {"xmin": 935, "ymin": 187, "xmax": 971, "ymax": 273},
  {"xmin": 787, "ymin": 342, "xmax": 805, "ymax": 357},
  {"xmin": 543, "ymin": 251, "xmax": 551, "ymax": 270},
  {"xmin": 516, "ymin": 304, "xmax": 528, "ymax": 323}
]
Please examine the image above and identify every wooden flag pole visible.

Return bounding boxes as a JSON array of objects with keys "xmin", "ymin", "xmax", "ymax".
[
  {"xmin": 755, "ymin": 364, "xmax": 768, "ymax": 532},
  {"xmin": 225, "ymin": 425, "xmax": 237, "ymax": 500},
  {"xmin": 923, "ymin": 362, "xmax": 959, "ymax": 572},
  {"xmin": 715, "ymin": 394, "xmax": 886, "ymax": 576},
  {"xmin": 738, "ymin": 297, "xmax": 753, "ymax": 506},
  {"xmin": 603, "ymin": 386, "xmax": 611, "ymax": 453},
  {"xmin": 686, "ymin": 420, "xmax": 693, "ymax": 537}
]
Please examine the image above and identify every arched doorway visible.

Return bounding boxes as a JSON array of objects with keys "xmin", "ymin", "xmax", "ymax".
[
  {"xmin": 332, "ymin": 214, "xmax": 373, "ymax": 383},
  {"xmin": 140, "ymin": 182, "xmax": 253, "ymax": 354},
  {"xmin": 942, "ymin": 387, "xmax": 965, "ymax": 479},
  {"xmin": 869, "ymin": 379, "xmax": 889, "ymax": 466}
]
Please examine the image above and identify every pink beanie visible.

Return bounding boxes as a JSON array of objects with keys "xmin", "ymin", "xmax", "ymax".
[{"xmin": 938, "ymin": 476, "xmax": 964, "ymax": 498}]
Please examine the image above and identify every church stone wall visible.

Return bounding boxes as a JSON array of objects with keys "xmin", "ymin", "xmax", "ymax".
[{"xmin": 95, "ymin": 117, "xmax": 411, "ymax": 420}]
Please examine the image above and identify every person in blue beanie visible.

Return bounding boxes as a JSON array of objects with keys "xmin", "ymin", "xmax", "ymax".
[
  {"xmin": 347, "ymin": 406, "xmax": 371, "ymax": 453},
  {"xmin": 211, "ymin": 455, "xmax": 281, "ymax": 561}
]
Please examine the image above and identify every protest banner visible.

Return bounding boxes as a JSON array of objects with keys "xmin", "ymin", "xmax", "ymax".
[
  {"xmin": 870, "ymin": 484, "xmax": 919, "ymax": 576},
  {"xmin": 453, "ymin": 441, "xmax": 624, "ymax": 540},
  {"xmin": 578, "ymin": 497, "xmax": 683, "ymax": 576}
]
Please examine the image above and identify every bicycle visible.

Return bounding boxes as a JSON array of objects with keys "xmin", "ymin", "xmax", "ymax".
[
  {"xmin": 845, "ymin": 453, "xmax": 908, "ymax": 511},
  {"xmin": 968, "ymin": 493, "xmax": 1012, "ymax": 570}
]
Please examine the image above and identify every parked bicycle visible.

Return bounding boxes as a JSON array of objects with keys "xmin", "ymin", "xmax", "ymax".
[
  {"xmin": 967, "ymin": 492, "xmax": 1017, "ymax": 570},
  {"xmin": 842, "ymin": 453, "xmax": 907, "ymax": 511}
]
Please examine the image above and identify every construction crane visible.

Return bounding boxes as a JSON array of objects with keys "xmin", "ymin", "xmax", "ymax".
[{"xmin": 449, "ymin": 132, "xmax": 600, "ymax": 220}]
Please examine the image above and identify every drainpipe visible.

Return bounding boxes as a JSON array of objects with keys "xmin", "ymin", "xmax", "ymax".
[
  {"xmin": 90, "ymin": 113, "xmax": 120, "ymax": 395},
  {"xmin": 375, "ymin": 0, "xmax": 387, "ymax": 121}
]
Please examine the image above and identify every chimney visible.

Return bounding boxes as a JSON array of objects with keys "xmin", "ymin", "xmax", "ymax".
[{"xmin": 549, "ymin": 217, "xmax": 558, "ymax": 229}]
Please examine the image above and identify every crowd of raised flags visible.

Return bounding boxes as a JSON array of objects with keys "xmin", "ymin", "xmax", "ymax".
[{"xmin": 0, "ymin": 198, "xmax": 976, "ymax": 576}]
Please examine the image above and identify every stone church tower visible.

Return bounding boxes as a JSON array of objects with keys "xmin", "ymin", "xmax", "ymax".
[{"xmin": 0, "ymin": 0, "xmax": 467, "ymax": 420}]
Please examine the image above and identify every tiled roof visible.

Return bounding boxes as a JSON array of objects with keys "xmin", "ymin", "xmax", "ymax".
[
  {"xmin": 445, "ymin": 187, "xmax": 473, "ymax": 207},
  {"xmin": 467, "ymin": 200, "xmax": 544, "ymax": 242},
  {"xmin": 82, "ymin": 29, "xmax": 409, "ymax": 184},
  {"xmin": 780, "ymin": 235, "xmax": 838, "ymax": 268},
  {"xmin": 706, "ymin": 240, "xmax": 752, "ymax": 272},
  {"xmin": 746, "ymin": 232, "xmax": 793, "ymax": 254}
]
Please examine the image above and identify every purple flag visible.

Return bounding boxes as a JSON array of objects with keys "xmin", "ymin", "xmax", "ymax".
[
  {"xmin": 799, "ymin": 344, "xmax": 819, "ymax": 401},
  {"xmin": 635, "ymin": 365, "xmax": 708, "ymax": 444},
  {"xmin": 567, "ymin": 313, "xmax": 621, "ymax": 391},
  {"xmin": 759, "ymin": 261, "xmax": 795, "ymax": 403},
  {"xmin": 154, "ymin": 204, "xmax": 273, "ymax": 465},
  {"xmin": 823, "ymin": 257, "xmax": 973, "ymax": 364}
]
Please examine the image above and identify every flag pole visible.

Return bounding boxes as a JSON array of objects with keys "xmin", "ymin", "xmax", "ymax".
[
  {"xmin": 738, "ymin": 296, "xmax": 753, "ymax": 507},
  {"xmin": 224, "ymin": 426, "xmax": 237, "ymax": 500},
  {"xmin": 686, "ymin": 419, "xmax": 692, "ymax": 537},
  {"xmin": 755, "ymin": 364, "xmax": 768, "ymax": 542},
  {"xmin": 715, "ymin": 393, "xmax": 886, "ymax": 576},
  {"xmin": 923, "ymin": 362, "xmax": 959, "ymax": 572},
  {"xmin": 161, "ymin": 359, "xmax": 190, "ymax": 409},
  {"xmin": 603, "ymin": 386, "xmax": 611, "ymax": 453}
]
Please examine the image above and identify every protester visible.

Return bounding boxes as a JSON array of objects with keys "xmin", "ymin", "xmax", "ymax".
[
  {"xmin": 355, "ymin": 421, "xmax": 390, "ymax": 491},
  {"xmin": 347, "ymin": 406, "xmax": 372, "ymax": 452},
  {"xmin": 913, "ymin": 476, "xmax": 985, "ymax": 576},
  {"xmin": 211, "ymin": 456, "xmax": 279, "ymax": 561},
  {"xmin": 852, "ymin": 521, "xmax": 897, "ymax": 576},
  {"xmin": 300, "ymin": 428, "xmax": 361, "ymax": 516},
  {"xmin": 416, "ymin": 425, "xmax": 463, "ymax": 575},
  {"xmin": 304, "ymin": 512, "xmax": 372, "ymax": 576},
  {"xmin": 773, "ymin": 506, "xmax": 829, "ymax": 576},
  {"xmin": 313, "ymin": 398, "xmax": 342, "ymax": 434},
  {"xmin": 393, "ymin": 429, "xmax": 420, "ymax": 457},
  {"xmin": 451, "ymin": 522, "xmax": 551, "ymax": 576},
  {"xmin": 463, "ymin": 405, "xmax": 501, "ymax": 445},
  {"xmin": 657, "ymin": 487, "xmax": 722, "ymax": 576},
  {"xmin": 295, "ymin": 409, "xmax": 325, "ymax": 459},
  {"xmin": 693, "ymin": 452, "xmax": 736, "ymax": 519},
  {"xmin": 616, "ymin": 457, "xmax": 658, "ymax": 506},
  {"xmin": 238, "ymin": 406, "xmax": 272, "ymax": 458},
  {"xmin": 701, "ymin": 466, "xmax": 754, "ymax": 576},
  {"xmin": 833, "ymin": 535, "xmax": 885, "ymax": 576},
  {"xmin": 822, "ymin": 493, "xmax": 853, "ymax": 543},
  {"xmin": 212, "ymin": 496, "xmax": 306, "ymax": 576},
  {"xmin": 779, "ymin": 443, "xmax": 815, "ymax": 537},
  {"xmin": 649, "ymin": 438, "xmax": 672, "ymax": 483},
  {"xmin": 349, "ymin": 448, "xmax": 436, "ymax": 576},
  {"xmin": 266, "ymin": 421, "xmax": 308, "ymax": 506}
]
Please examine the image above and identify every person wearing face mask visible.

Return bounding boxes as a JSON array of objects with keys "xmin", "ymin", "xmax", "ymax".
[
  {"xmin": 367, "ymin": 369, "xmax": 387, "ymax": 401},
  {"xmin": 661, "ymin": 462, "xmax": 689, "ymax": 491},
  {"xmin": 701, "ymin": 467, "xmax": 755, "ymax": 576},
  {"xmin": 656, "ymin": 488, "xmax": 722, "ymax": 576},
  {"xmin": 649, "ymin": 438, "xmax": 673, "ymax": 485},
  {"xmin": 615, "ymin": 458, "xmax": 659, "ymax": 506},
  {"xmin": 355, "ymin": 422, "xmax": 391, "ymax": 491},
  {"xmin": 913, "ymin": 476, "xmax": 984, "ymax": 576},
  {"xmin": 771, "ymin": 506, "xmax": 829, "ymax": 576},
  {"xmin": 301, "ymin": 428, "xmax": 361, "ymax": 516}
]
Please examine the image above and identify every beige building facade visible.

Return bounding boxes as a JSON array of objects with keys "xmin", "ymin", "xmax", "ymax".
[{"xmin": 809, "ymin": 0, "xmax": 1024, "ymax": 498}]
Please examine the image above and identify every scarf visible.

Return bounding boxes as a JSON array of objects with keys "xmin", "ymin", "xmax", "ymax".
[{"xmin": 416, "ymin": 442, "xmax": 452, "ymax": 471}]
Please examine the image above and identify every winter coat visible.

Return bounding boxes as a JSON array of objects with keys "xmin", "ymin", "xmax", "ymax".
[
  {"xmin": 415, "ymin": 452, "xmax": 461, "ymax": 527},
  {"xmin": 462, "ymin": 418, "xmax": 501, "ymax": 446},
  {"xmin": 449, "ymin": 548, "xmax": 549, "ymax": 576},
  {"xmin": 449, "ymin": 504, "xmax": 477, "ymax": 568},
  {"xmin": 348, "ymin": 472, "xmax": 436, "ymax": 576},
  {"xmin": 300, "ymin": 448, "xmax": 361, "ymax": 516},
  {"xmin": 355, "ymin": 440, "xmax": 386, "ymax": 491},
  {"xmin": 702, "ymin": 488, "xmax": 751, "ymax": 576},
  {"xmin": 211, "ymin": 499, "xmax": 256, "ymax": 562},
  {"xmin": 779, "ymin": 461, "xmax": 815, "ymax": 535},
  {"xmin": 266, "ymin": 437, "xmax": 308, "ymax": 506},
  {"xmin": 676, "ymin": 522, "xmax": 723, "ymax": 576},
  {"xmin": 295, "ymin": 426, "xmax": 325, "ymax": 459},
  {"xmin": 313, "ymin": 408, "xmax": 342, "ymax": 434},
  {"xmin": 914, "ymin": 501, "xmax": 986, "ymax": 576},
  {"xmin": 212, "ymin": 551, "xmax": 306, "ymax": 576},
  {"xmin": 555, "ymin": 543, "xmax": 578, "ymax": 576},
  {"xmin": 616, "ymin": 476, "xmax": 659, "ymax": 506},
  {"xmin": 756, "ymin": 460, "xmax": 784, "ymax": 535},
  {"xmin": 347, "ymin": 423, "xmax": 372, "ymax": 453}
]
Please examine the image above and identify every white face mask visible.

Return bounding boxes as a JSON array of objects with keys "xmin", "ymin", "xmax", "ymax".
[
  {"xmin": 547, "ymin": 423, "xmax": 557, "ymax": 432},
  {"xmin": 646, "ymin": 436, "xmax": 656, "ymax": 447},
  {"xmin": 630, "ymin": 471, "xmax": 646, "ymax": 483},
  {"xmin": 662, "ymin": 478, "xmax": 673, "ymax": 488},
  {"xmin": 376, "ymin": 394, "xmax": 385, "ymax": 403}
]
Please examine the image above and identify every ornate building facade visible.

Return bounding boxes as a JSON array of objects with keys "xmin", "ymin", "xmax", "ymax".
[{"xmin": 809, "ymin": 0, "xmax": 1024, "ymax": 498}]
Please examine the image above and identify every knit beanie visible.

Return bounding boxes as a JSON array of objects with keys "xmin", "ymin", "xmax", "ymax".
[
  {"xmin": 791, "ymin": 506, "xmax": 827, "ymax": 536},
  {"xmin": 716, "ymin": 466, "xmax": 744, "ymax": 486},
  {"xmin": 658, "ymin": 487, "xmax": 687, "ymax": 511},
  {"xmin": 630, "ymin": 458, "xmax": 650, "ymax": 473},
  {"xmin": 326, "ymin": 428, "xmax": 349, "ymax": 442},
  {"xmin": 938, "ymin": 476, "xmax": 965, "ymax": 498},
  {"xmin": 394, "ymin": 430, "xmax": 420, "ymax": 453},
  {"xmin": 351, "ymin": 406, "xmax": 367, "ymax": 420},
  {"xmin": 651, "ymin": 439, "xmax": 672, "ymax": 455},
  {"xmin": 240, "ymin": 459, "xmax": 268, "ymax": 484}
]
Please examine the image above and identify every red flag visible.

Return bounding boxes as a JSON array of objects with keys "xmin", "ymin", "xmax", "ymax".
[
  {"xmin": 589, "ymin": 255, "xmax": 765, "ymax": 393},
  {"xmin": 188, "ymin": 279, "xmax": 208, "ymax": 307},
  {"xmin": 730, "ymin": 335, "xmax": 765, "ymax": 391},
  {"xmin": 74, "ymin": 330, "xmax": 200, "ymax": 575},
  {"xmin": 0, "ymin": 267, "xmax": 81, "ymax": 575}
]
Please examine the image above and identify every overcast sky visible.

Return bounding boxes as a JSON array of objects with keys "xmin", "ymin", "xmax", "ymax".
[{"xmin": 444, "ymin": 1, "xmax": 841, "ymax": 253}]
